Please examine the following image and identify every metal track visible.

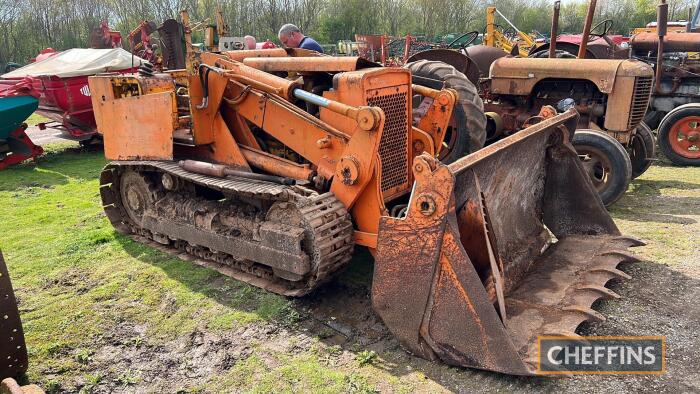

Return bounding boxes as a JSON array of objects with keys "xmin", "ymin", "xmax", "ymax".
[{"xmin": 99, "ymin": 161, "xmax": 354, "ymax": 296}]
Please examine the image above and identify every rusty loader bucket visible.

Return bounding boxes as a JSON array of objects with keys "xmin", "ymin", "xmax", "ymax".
[{"xmin": 372, "ymin": 109, "xmax": 643, "ymax": 375}]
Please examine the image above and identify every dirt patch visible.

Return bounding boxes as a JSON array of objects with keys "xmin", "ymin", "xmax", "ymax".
[{"xmin": 50, "ymin": 321, "xmax": 270, "ymax": 392}]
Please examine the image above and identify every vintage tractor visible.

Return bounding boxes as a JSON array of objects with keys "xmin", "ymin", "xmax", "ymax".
[
  {"xmin": 88, "ymin": 23, "xmax": 643, "ymax": 375},
  {"xmin": 408, "ymin": 0, "xmax": 654, "ymax": 206},
  {"xmin": 630, "ymin": 0, "xmax": 700, "ymax": 166},
  {"xmin": 404, "ymin": 53, "xmax": 653, "ymax": 206}
]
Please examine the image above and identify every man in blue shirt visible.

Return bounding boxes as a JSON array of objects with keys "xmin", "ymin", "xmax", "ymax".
[{"xmin": 278, "ymin": 24, "xmax": 324, "ymax": 53}]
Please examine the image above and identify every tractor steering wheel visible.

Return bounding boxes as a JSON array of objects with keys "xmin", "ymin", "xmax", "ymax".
[
  {"xmin": 589, "ymin": 19, "xmax": 614, "ymax": 40},
  {"xmin": 447, "ymin": 31, "xmax": 480, "ymax": 49}
]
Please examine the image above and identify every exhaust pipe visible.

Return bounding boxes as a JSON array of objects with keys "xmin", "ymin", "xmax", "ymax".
[
  {"xmin": 656, "ymin": 0, "xmax": 669, "ymax": 93},
  {"xmin": 578, "ymin": 0, "xmax": 598, "ymax": 58},
  {"xmin": 549, "ymin": 1, "xmax": 561, "ymax": 58}
]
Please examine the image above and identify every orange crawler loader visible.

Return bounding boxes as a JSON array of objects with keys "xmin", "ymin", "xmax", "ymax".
[{"xmin": 88, "ymin": 48, "xmax": 643, "ymax": 375}]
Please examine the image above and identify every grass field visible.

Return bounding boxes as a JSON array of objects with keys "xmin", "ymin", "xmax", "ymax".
[
  {"xmin": 25, "ymin": 113, "xmax": 51, "ymax": 126},
  {"xmin": 0, "ymin": 144, "xmax": 698, "ymax": 393}
]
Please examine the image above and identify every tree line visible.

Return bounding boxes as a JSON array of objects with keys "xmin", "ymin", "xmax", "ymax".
[{"xmin": 0, "ymin": 0, "xmax": 697, "ymax": 66}]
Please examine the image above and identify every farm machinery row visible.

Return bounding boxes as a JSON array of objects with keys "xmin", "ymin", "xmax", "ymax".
[{"xmin": 2, "ymin": 2, "xmax": 655, "ymax": 379}]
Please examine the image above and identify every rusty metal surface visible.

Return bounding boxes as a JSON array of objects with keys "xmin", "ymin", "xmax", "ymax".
[
  {"xmin": 631, "ymin": 32, "xmax": 700, "ymax": 53},
  {"xmin": 577, "ymin": 0, "xmax": 598, "ymax": 58},
  {"xmin": 489, "ymin": 58, "xmax": 652, "ymax": 95},
  {"xmin": 157, "ymin": 19, "xmax": 186, "ymax": 70},
  {"xmin": 406, "ymin": 49, "xmax": 481, "ymax": 85},
  {"xmin": 238, "ymin": 145, "xmax": 314, "ymax": 181},
  {"xmin": 373, "ymin": 109, "xmax": 643, "ymax": 375},
  {"xmin": 0, "ymin": 252, "xmax": 28, "ymax": 380},
  {"xmin": 96, "ymin": 92, "xmax": 175, "ymax": 160},
  {"xmin": 242, "ymin": 57, "xmax": 379, "ymax": 72},
  {"xmin": 222, "ymin": 48, "xmax": 288, "ymax": 62},
  {"xmin": 549, "ymin": 1, "xmax": 561, "ymax": 58},
  {"xmin": 100, "ymin": 162, "xmax": 354, "ymax": 296},
  {"xmin": 464, "ymin": 45, "xmax": 509, "ymax": 78}
]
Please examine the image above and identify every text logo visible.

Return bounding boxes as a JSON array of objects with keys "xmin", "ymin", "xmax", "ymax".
[{"xmin": 538, "ymin": 336, "xmax": 665, "ymax": 375}]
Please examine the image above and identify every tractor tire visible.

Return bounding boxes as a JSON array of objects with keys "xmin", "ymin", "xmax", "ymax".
[
  {"xmin": 528, "ymin": 49, "xmax": 577, "ymax": 59},
  {"xmin": 657, "ymin": 103, "xmax": 700, "ymax": 166},
  {"xmin": 405, "ymin": 60, "xmax": 486, "ymax": 164},
  {"xmin": 629, "ymin": 122, "xmax": 655, "ymax": 179},
  {"xmin": 572, "ymin": 130, "xmax": 632, "ymax": 207}
]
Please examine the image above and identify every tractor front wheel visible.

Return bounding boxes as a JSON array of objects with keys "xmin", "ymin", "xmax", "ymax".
[
  {"xmin": 573, "ymin": 130, "xmax": 632, "ymax": 206},
  {"xmin": 657, "ymin": 103, "xmax": 700, "ymax": 166},
  {"xmin": 629, "ymin": 122, "xmax": 655, "ymax": 179}
]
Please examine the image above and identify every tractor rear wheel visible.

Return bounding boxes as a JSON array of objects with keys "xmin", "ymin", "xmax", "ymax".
[
  {"xmin": 629, "ymin": 122, "xmax": 655, "ymax": 179},
  {"xmin": 405, "ymin": 60, "xmax": 486, "ymax": 164},
  {"xmin": 657, "ymin": 103, "xmax": 700, "ymax": 166},
  {"xmin": 572, "ymin": 130, "xmax": 632, "ymax": 206}
]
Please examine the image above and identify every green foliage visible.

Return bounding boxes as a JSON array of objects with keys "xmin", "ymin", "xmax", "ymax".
[
  {"xmin": 355, "ymin": 350, "xmax": 377, "ymax": 366},
  {"xmin": 79, "ymin": 373, "xmax": 103, "ymax": 394},
  {"xmin": 345, "ymin": 373, "xmax": 378, "ymax": 394},
  {"xmin": 1, "ymin": 0, "xmax": 690, "ymax": 64},
  {"xmin": 74, "ymin": 349, "xmax": 93, "ymax": 364},
  {"xmin": 114, "ymin": 369, "xmax": 140, "ymax": 386}
]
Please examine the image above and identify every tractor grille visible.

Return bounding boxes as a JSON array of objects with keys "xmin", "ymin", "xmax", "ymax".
[
  {"xmin": 368, "ymin": 89, "xmax": 410, "ymax": 198},
  {"xmin": 628, "ymin": 76, "xmax": 652, "ymax": 129}
]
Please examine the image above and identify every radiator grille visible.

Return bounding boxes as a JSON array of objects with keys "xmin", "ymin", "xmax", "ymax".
[
  {"xmin": 368, "ymin": 90, "xmax": 410, "ymax": 196},
  {"xmin": 628, "ymin": 76, "xmax": 652, "ymax": 129}
]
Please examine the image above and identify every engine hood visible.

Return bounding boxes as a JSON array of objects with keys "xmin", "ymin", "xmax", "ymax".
[{"xmin": 489, "ymin": 58, "xmax": 653, "ymax": 95}]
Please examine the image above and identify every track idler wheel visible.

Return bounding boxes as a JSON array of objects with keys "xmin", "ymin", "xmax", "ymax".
[
  {"xmin": 572, "ymin": 130, "xmax": 632, "ymax": 206},
  {"xmin": 657, "ymin": 103, "xmax": 700, "ymax": 166},
  {"xmin": 119, "ymin": 171, "xmax": 158, "ymax": 227}
]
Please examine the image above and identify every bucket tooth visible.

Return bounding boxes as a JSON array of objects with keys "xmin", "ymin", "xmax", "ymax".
[
  {"xmin": 575, "ymin": 284, "xmax": 620, "ymax": 299},
  {"xmin": 612, "ymin": 235, "xmax": 647, "ymax": 247},
  {"xmin": 588, "ymin": 266, "xmax": 632, "ymax": 281},
  {"xmin": 599, "ymin": 249, "xmax": 642, "ymax": 263},
  {"xmin": 562, "ymin": 305, "xmax": 606, "ymax": 323},
  {"xmin": 568, "ymin": 284, "xmax": 621, "ymax": 306}
]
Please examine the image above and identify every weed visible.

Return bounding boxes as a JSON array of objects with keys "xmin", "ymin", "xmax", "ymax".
[
  {"xmin": 345, "ymin": 373, "xmax": 378, "ymax": 394},
  {"xmin": 43, "ymin": 379, "xmax": 60, "ymax": 394},
  {"xmin": 327, "ymin": 345, "xmax": 343, "ymax": 355},
  {"xmin": 131, "ymin": 336, "xmax": 144, "ymax": 348},
  {"xmin": 355, "ymin": 350, "xmax": 377, "ymax": 366},
  {"xmin": 79, "ymin": 373, "xmax": 103, "ymax": 393},
  {"xmin": 114, "ymin": 369, "xmax": 141, "ymax": 386},
  {"xmin": 74, "ymin": 349, "xmax": 93, "ymax": 364}
]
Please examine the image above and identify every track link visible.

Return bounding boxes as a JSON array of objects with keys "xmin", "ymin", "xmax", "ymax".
[{"xmin": 99, "ymin": 161, "xmax": 354, "ymax": 296}]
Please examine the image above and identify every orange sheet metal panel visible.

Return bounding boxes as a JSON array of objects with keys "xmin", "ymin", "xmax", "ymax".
[
  {"xmin": 223, "ymin": 48, "xmax": 288, "ymax": 62},
  {"xmin": 97, "ymin": 92, "xmax": 174, "ymax": 160},
  {"xmin": 88, "ymin": 76, "xmax": 118, "ymax": 135},
  {"xmin": 242, "ymin": 57, "xmax": 373, "ymax": 72}
]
